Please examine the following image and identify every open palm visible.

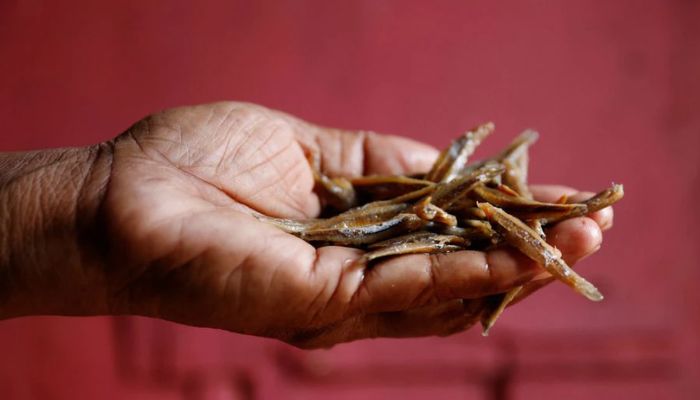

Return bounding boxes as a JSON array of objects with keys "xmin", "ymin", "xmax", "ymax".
[{"xmin": 102, "ymin": 102, "xmax": 609, "ymax": 348}]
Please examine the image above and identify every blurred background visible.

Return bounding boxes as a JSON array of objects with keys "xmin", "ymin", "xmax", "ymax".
[{"xmin": 1, "ymin": 1, "xmax": 698, "ymax": 399}]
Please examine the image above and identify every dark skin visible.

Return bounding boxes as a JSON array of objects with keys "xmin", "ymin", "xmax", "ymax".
[{"xmin": 0, "ymin": 102, "xmax": 613, "ymax": 348}]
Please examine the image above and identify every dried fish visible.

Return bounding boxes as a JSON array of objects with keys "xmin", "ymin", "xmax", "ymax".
[
  {"xmin": 583, "ymin": 184, "xmax": 624, "ymax": 211},
  {"xmin": 478, "ymin": 202, "xmax": 603, "ymax": 301},
  {"xmin": 426, "ymin": 122, "xmax": 494, "ymax": 182},
  {"xmin": 307, "ymin": 152, "xmax": 357, "ymax": 211},
  {"xmin": 497, "ymin": 129, "xmax": 539, "ymax": 165},
  {"xmin": 433, "ymin": 223, "xmax": 499, "ymax": 244},
  {"xmin": 379, "ymin": 185, "xmax": 437, "ymax": 204},
  {"xmin": 461, "ymin": 219, "xmax": 498, "ymax": 239},
  {"xmin": 431, "ymin": 162, "xmax": 505, "ymax": 209},
  {"xmin": 471, "ymin": 183, "xmax": 587, "ymax": 219},
  {"xmin": 412, "ymin": 196, "xmax": 458, "ymax": 226},
  {"xmin": 318, "ymin": 202, "xmax": 409, "ymax": 228},
  {"xmin": 480, "ymin": 286, "xmax": 523, "ymax": 336},
  {"xmin": 296, "ymin": 213, "xmax": 426, "ymax": 246},
  {"xmin": 351, "ymin": 175, "xmax": 434, "ymax": 201},
  {"xmin": 258, "ymin": 122, "xmax": 623, "ymax": 335},
  {"xmin": 362, "ymin": 232, "xmax": 467, "ymax": 262},
  {"xmin": 544, "ymin": 184, "xmax": 625, "ymax": 224},
  {"xmin": 258, "ymin": 202, "xmax": 409, "ymax": 233},
  {"xmin": 477, "ymin": 132, "xmax": 543, "ymax": 333}
]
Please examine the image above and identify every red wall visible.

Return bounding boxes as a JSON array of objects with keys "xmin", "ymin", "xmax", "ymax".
[{"xmin": 1, "ymin": 1, "xmax": 698, "ymax": 399}]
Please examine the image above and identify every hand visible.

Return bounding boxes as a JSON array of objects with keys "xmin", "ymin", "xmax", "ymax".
[{"xmin": 0, "ymin": 102, "xmax": 613, "ymax": 348}]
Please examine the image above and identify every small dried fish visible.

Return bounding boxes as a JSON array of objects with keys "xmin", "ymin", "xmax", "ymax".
[
  {"xmin": 471, "ymin": 183, "xmax": 587, "ymax": 219},
  {"xmin": 296, "ymin": 213, "xmax": 426, "ymax": 246},
  {"xmin": 318, "ymin": 202, "xmax": 409, "ymax": 228},
  {"xmin": 258, "ymin": 122, "xmax": 623, "ymax": 335},
  {"xmin": 480, "ymin": 286, "xmax": 523, "ymax": 336},
  {"xmin": 362, "ymin": 232, "xmax": 467, "ymax": 262},
  {"xmin": 478, "ymin": 202, "xmax": 603, "ymax": 302},
  {"xmin": 461, "ymin": 219, "xmax": 498, "ymax": 239},
  {"xmin": 434, "ymin": 223, "xmax": 499, "ymax": 244},
  {"xmin": 412, "ymin": 196, "xmax": 458, "ymax": 226},
  {"xmin": 426, "ymin": 122, "xmax": 494, "ymax": 182},
  {"xmin": 258, "ymin": 202, "xmax": 409, "ymax": 233},
  {"xmin": 477, "ymin": 132, "xmax": 543, "ymax": 333},
  {"xmin": 313, "ymin": 175, "xmax": 356, "ymax": 212},
  {"xmin": 351, "ymin": 175, "xmax": 434, "ymax": 201},
  {"xmin": 544, "ymin": 184, "xmax": 625, "ymax": 224},
  {"xmin": 379, "ymin": 185, "xmax": 437, "ymax": 204},
  {"xmin": 431, "ymin": 162, "xmax": 505, "ymax": 209},
  {"xmin": 458, "ymin": 129, "xmax": 537, "ymax": 181},
  {"xmin": 583, "ymin": 184, "xmax": 624, "ymax": 212},
  {"xmin": 497, "ymin": 129, "xmax": 539, "ymax": 165},
  {"xmin": 307, "ymin": 152, "xmax": 357, "ymax": 212}
]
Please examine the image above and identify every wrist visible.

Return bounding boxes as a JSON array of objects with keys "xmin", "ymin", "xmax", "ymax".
[{"xmin": 0, "ymin": 143, "xmax": 114, "ymax": 319}]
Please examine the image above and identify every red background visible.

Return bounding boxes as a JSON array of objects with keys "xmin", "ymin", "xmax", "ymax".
[{"xmin": 1, "ymin": 1, "xmax": 699, "ymax": 399}]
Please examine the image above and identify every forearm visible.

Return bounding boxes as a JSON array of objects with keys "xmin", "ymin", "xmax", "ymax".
[{"xmin": 0, "ymin": 144, "xmax": 113, "ymax": 319}]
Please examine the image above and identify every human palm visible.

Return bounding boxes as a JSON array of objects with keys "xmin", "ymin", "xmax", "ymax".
[{"xmin": 101, "ymin": 102, "xmax": 609, "ymax": 348}]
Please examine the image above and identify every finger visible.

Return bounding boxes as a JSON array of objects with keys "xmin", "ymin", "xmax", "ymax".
[
  {"xmin": 303, "ymin": 244, "xmax": 535, "ymax": 327},
  {"xmin": 546, "ymin": 216, "xmax": 603, "ymax": 263},
  {"xmin": 287, "ymin": 299, "xmax": 481, "ymax": 349},
  {"xmin": 350, "ymin": 249, "xmax": 539, "ymax": 314},
  {"xmin": 349, "ymin": 215, "xmax": 603, "ymax": 315},
  {"xmin": 304, "ymin": 127, "xmax": 439, "ymax": 177},
  {"xmin": 529, "ymin": 185, "xmax": 614, "ymax": 231}
]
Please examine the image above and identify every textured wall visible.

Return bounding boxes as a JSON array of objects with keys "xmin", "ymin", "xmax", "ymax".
[{"xmin": 1, "ymin": 1, "xmax": 698, "ymax": 399}]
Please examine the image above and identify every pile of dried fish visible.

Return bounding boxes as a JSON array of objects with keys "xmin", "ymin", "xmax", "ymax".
[{"xmin": 259, "ymin": 123, "xmax": 623, "ymax": 334}]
